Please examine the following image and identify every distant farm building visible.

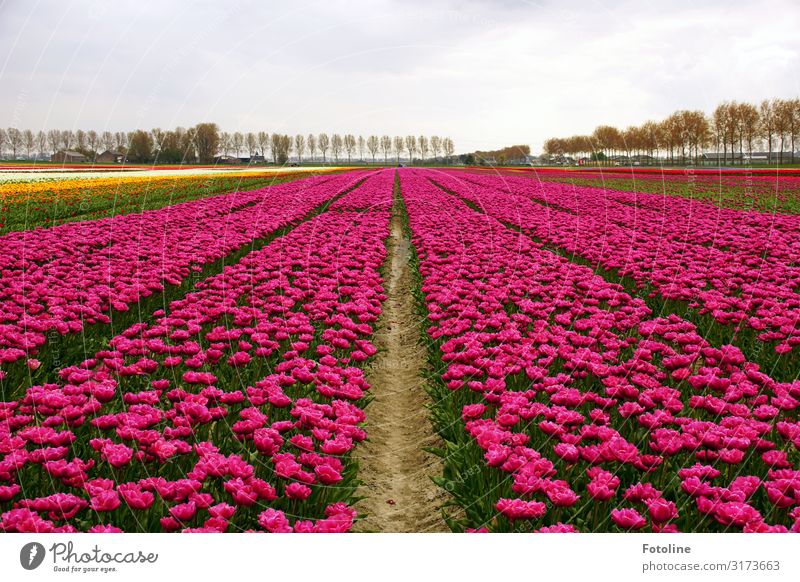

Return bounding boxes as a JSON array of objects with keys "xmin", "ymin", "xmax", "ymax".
[
  {"xmin": 96, "ymin": 149, "xmax": 125, "ymax": 163},
  {"xmin": 214, "ymin": 155, "xmax": 240, "ymax": 164},
  {"xmin": 508, "ymin": 154, "xmax": 537, "ymax": 165},
  {"xmin": 51, "ymin": 150, "xmax": 87, "ymax": 163}
]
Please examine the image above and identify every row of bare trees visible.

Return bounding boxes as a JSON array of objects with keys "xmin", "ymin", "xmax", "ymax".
[
  {"xmin": 544, "ymin": 98, "xmax": 800, "ymax": 164},
  {"xmin": 0, "ymin": 124, "xmax": 456, "ymax": 165},
  {"xmin": 0, "ymin": 128, "xmax": 133, "ymax": 161},
  {"xmin": 218, "ymin": 132, "xmax": 455, "ymax": 164}
]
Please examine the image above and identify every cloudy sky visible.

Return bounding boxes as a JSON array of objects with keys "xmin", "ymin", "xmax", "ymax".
[{"xmin": 1, "ymin": 0, "xmax": 798, "ymax": 152}]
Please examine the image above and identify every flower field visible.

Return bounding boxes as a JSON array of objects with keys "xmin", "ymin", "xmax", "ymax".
[
  {"xmin": 431, "ymin": 170, "xmax": 800, "ymax": 378},
  {"xmin": 1, "ymin": 169, "xmax": 393, "ymax": 532},
  {"xmin": 0, "ymin": 172, "xmax": 369, "ymax": 387},
  {"xmin": 477, "ymin": 167, "xmax": 800, "ymax": 214},
  {"xmin": 1, "ymin": 167, "xmax": 798, "ymax": 533},
  {"xmin": 0, "ymin": 169, "xmax": 337, "ymax": 233},
  {"xmin": 400, "ymin": 169, "xmax": 799, "ymax": 533}
]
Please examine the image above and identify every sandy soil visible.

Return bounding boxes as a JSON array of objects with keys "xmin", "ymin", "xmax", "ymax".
[{"xmin": 354, "ymin": 198, "xmax": 448, "ymax": 533}]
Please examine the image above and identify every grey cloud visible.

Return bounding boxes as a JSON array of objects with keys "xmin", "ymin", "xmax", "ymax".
[{"xmin": 0, "ymin": 0, "xmax": 798, "ymax": 151}]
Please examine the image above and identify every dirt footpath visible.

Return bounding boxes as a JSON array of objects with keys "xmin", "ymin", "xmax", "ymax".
[{"xmin": 354, "ymin": 198, "xmax": 448, "ymax": 533}]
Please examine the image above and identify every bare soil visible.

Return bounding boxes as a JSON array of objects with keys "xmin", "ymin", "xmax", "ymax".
[{"xmin": 354, "ymin": 201, "xmax": 448, "ymax": 533}]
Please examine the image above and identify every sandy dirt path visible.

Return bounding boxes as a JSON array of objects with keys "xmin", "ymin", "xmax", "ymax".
[{"xmin": 354, "ymin": 191, "xmax": 448, "ymax": 532}]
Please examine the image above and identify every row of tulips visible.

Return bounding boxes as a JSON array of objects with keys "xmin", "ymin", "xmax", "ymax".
[
  {"xmin": 399, "ymin": 168, "xmax": 800, "ymax": 533},
  {"xmin": 461, "ymin": 170, "xmax": 800, "ymax": 269},
  {"xmin": 0, "ymin": 171, "xmax": 372, "ymax": 386},
  {"xmin": 486, "ymin": 168, "xmax": 800, "ymax": 213},
  {"xmin": 0, "ymin": 172, "xmax": 329, "ymax": 234},
  {"xmin": 0, "ymin": 170, "xmax": 394, "ymax": 532},
  {"xmin": 329, "ymin": 171, "xmax": 394, "ymax": 212},
  {"xmin": 433, "ymin": 170, "xmax": 800, "ymax": 372},
  {"xmin": 461, "ymin": 171, "xmax": 800, "ymax": 262}
]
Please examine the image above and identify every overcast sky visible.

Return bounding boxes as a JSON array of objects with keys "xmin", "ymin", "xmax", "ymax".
[{"xmin": 1, "ymin": 0, "xmax": 798, "ymax": 153}]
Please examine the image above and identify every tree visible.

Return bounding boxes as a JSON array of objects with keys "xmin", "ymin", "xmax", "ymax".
[
  {"xmin": 713, "ymin": 102, "xmax": 738, "ymax": 165},
  {"xmin": 258, "ymin": 131, "xmax": 269, "ymax": 160},
  {"xmin": 331, "ymin": 134, "xmax": 343, "ymax": 162},
  {"xmin": 357, "ymin": 135, "xmax": 365, "ymax": 162},
  {"xmin": 86, "ymin": 130, "xmax": 99, "ymax": 155},
  {"xmin": 430, "ymin": 135, "xmax": 442, "ymax": 161},
  {"xmin": 178, "ymin": 127, "xmax": 197, "ymax": 163},
  {"xmin": 157, "ymin": 129, "xmax": 183, "ymax": 163},
  {"xmin": 442, "ymin": 137, "xmax": 455, "ymax": 163},
  {"xmin": 7, "ymin": 128, "xmax": 22, "ymax": 159},
  {"xmin": 318, "ymin": 133, "xmax": 330, "ymax": 163},
  {"xmin": 592, "ymin": 125, "xmax": 621, "ymax": 164},
  {"xmin": 114, "ymin": 131, "xmax": 127, "ymax": 151},
  {"xmin": 150, "ymin": 128, "xmax": 165, "ymax": 157},
  {"xmin": 193, "ymin": 123, "xmax": 219, "ymax": 163},
  {"xmin": 691, "ymin": 111, "xmax": 711, "ymax": 162},
  {"xmin": 418, "ymin": 135, "xmax": 429, "ymax": 162},
  {"xmin": 393, "ymin": 136, "xmax": 404, "ymax": 162},
  {"xmin": 367, "ymin": 135, "xmax": 379, "ymax": 163},
  {"xmin": 404, "ymin": 135, "xmax": 417, "ymax": 163},
  {"xmin": 47, "ymin": 130, "xmax": 60, "ymax": 155},
  {"xmin": 640, "ymin": 122, "xmax": 659, "ymax": 159},
  {"xmin": 544, "ymin": 137, "xmax": 565, "ymax": 157},
  {"xmin": 279, "ymin": 134, "xmax": 292, "ymax": 164},
  {"xmin": 343, "ymin": 134, "xmax": 356, "ymax": 163},
  {"xmin": 472, "ymin": 144, "xmax": 531, "ymax": 166},
  {"xmin": 622, "ymin": 126, "xmax": 640, "ymax": 158},
  {"xmin": 101, "ymin": 131, "xmax": 114, "ymax": 151},
  {"xmin": 307, "ymin": 134, "xmax": 317, "ymax": 162},
  {"xmin": 127, "ymin": 130, "xmax": 153, "ymax": 162},
  {"xmin": 657, "ymin": 116, "xmax": 680, "ymax": 164},
  {"xmin": 668, "ymin": 110, "xmax": 709, "ymax": 163},
  {"xmin": 36, "ymin": 130, "xmax": 46, "ymax": 157},
  {"xmin": 731, "ymin": 103, "xmax": 758, "ymax": 163},
  {"xmin": 23, "ymin": 129, "xmax": 35, "ymax": 158},
  {"xmin": 294, "ymin": 134, "xmax": 306, "ymax": 163},
  {"xmin": 723, "ymin": 104, "xmax": 739, "ymax": 165},
  {"xmin": 245, "ymin": 133, "xmax": 257, "ymax": 157},
  {"xmin": 61, "ymin": 130, "xmax": 75, "ymax": 150},
  {"xmin": 380, "ymin": 135, "xmax": 392, "ymax": 163},
  {"xmin": 0, "ymin": 128, "xmax": 6, "ymax": 158},
  {"xmin": 219, "ymin": 132, "xmax": 231, "ymax": 156},
  {"xmin": 75, "ymin": 129, "xmax": 87, "ymax": 153},
  {"xmin": 759, "ymin": 100, "xmax": 777, "ymax": 163},
  {"xmin": 788, "ymin": 98, "xmax": 800, "ymax": 163},
  {"xmin": 773, "ymin": 99, "xmax": 792, "ymax": 163},
  {"xmin": 270, "ymin": 133, "xmax": 282, "ymax": 163},
  {"xmin": 232, "ymin": 132, "xmax": 244, "ymax": 157},
  {"xmin": 737, "ymin": 103, "xmax": 760, "ymax": 160}
]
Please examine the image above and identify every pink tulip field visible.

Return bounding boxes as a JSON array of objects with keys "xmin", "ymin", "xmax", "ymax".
[
  {"xmin": 400, "ymin": 169, "xmax": 799, "ymax": 533},
  {"xmin": 430, "ymin": 170, "xmax": 800, "ymax": 380},
  {"xmin": 0, "ymin": 171, "xmax": 370, "ymax": 387},
  {"xmin": 1, "ymin": 170, "xmax": 391, "ymax": 532},
  {"xmin": 1, "ymin": 167, "xmax": 798, "ymax": 532}
]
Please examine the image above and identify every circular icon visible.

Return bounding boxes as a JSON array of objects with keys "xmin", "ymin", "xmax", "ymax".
[{"xmin": 20, "ymin": 542, "xmax": 46, "ymax": 570}]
